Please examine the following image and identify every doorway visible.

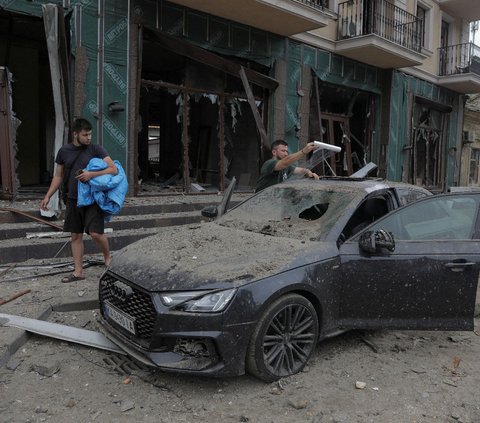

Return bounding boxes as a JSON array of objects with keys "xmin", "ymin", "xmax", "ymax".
[
  {"xmin": 0, "ymin": 9, "xmax": 57, "ymax": 198},
  {"xmin": 137, "ymin": 30, "xmax": 270, "ymax": 194},
  {"xmin": 309, "ymin": 80, "xmax": 376, "ymax": 176}
]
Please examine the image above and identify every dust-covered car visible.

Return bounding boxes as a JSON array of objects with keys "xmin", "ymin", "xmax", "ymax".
[{"xmin": 98, "ymin": 178, "xmax": 480, "ymax": 381}]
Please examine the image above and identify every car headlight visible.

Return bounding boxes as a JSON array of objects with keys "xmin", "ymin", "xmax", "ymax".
[{"xmin": 160, "ymin": 288, "xmax": 236, "ymax": 312}]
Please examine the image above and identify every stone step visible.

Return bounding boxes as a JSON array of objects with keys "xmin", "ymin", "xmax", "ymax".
[
  {"xmin": 0, "ymin": 210, "xmax": 204, "ymax": 241},
  {"xmin": 0, "ymin": 200, "xmax": 221, "ymax": 225},
  {"xmin": 0, "ymin": 227, "xmax": 166, "ymax": 265},
  {"xmin": 0, "ymin": 194, "xmax": 249, "ymax": 265},
  {"xmin": 0, "ymin": 210, "xmax": 206, "ymax": 265}
]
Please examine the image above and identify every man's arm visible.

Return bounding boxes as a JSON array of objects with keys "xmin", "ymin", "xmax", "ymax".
[
  {"xmin": 76, "ymin": 156, "xmax": 118, "ymax": 183},
  {"xmin": 293, "ymin": 166, "xmax": 320, "ymax": 180},
  {"xmin": 40, "ymin": 163, "xmax": 64, "ymax": 210},
  {"xmin": 273, "ymin": 142, "xmax": 318, "ymax": 171}
]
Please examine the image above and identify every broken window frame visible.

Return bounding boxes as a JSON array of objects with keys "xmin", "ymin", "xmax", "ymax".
[
  {"xmin": 405, "ymin": 98, "xmax": 450, "ymax": 191},
  {"xmin": 140, "ymin": 78, "xmax": 269, "ymax": 193},
  {"xmin": 137, "ymin": 28, "xmax": 277, "ymax": 194},
  {"xmin": 469, "ymin": 147, "xmax": 480, "ymax": 186},
  {"xmin": 311, "ymin": 77, "xmax": 375, "ymax": 176}
]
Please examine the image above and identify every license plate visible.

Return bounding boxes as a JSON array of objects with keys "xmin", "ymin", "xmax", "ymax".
[{"xmin": 104, "ymin": 301, "xmax": 136, "ymax": 335}]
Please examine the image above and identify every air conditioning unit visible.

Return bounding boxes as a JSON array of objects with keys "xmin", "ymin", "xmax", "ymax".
[{"xmin": 463, "ymin": 130, "xmax": 476, "ymax": 143}]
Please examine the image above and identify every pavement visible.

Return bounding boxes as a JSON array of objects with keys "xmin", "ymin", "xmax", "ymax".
[{"xmin": 0, "ymin": 256, "xmax": 107, "ymax": 368}]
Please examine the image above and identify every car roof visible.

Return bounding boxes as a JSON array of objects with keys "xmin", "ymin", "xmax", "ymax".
[{"xmin": 279, "ymin": 177, "xmax": 431, "ymax": 195}]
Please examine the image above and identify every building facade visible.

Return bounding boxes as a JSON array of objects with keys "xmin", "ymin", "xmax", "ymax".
[
  {"xmin": 461, "ymin": 93, "xmax": 480, "ymax": 186},
  {"xmin": 1, "ymin": 0, "xmax": 480, "ymax": 197}
]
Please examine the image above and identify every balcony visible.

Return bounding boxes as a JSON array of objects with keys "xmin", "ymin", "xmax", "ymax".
[
  {"xmin": 438, "ymin": 0, "xmax": 480, "ymax": 21},
  {"xmin": 335, "ymin": 0, "xmax": 426, "ymax": 69},
  {"xmin": 438, "ymin": 43, "xmax": 480, "ymax": 94},
  {"xmin": 166, "ymin": 0, "xmax": 331, "ymax": 36}
]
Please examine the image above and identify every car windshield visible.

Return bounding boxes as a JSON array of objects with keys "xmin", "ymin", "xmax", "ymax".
[{"xmin": 217, "ymin": 184, "xmax": 356, "ymax": 241}]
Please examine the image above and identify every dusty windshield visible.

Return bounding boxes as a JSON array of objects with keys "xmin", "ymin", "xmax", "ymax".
[{"xmin": 217, "ymin": 184, "xmax": 356, "ymax": 241}]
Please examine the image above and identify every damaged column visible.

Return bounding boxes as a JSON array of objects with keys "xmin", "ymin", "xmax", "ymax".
[{"xmin": 0, "ymin": 67, "xmax": 20, "ymax": 199}]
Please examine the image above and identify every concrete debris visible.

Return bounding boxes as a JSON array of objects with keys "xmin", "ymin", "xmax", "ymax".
[
  {"xmin": 355, "ymin": 381, "xmax": 367, "ymax": 389},
  {"xmin": 288, "ymin": 399, "xmax": 308, "ymax": 409},
  {"xmin": 120, "ymin": 400, "xmax": 135, "ymax": 412},
  {"xmin": 6, "ymin": 358, "xmax": 21, "ymax": 371},
  {"xmin": 30, "ymin": 361, "xmax": 60, "ymax": 377},
  {"xmin": 190, "ymin": 183, "xmax": 205, "ymax": 192}
]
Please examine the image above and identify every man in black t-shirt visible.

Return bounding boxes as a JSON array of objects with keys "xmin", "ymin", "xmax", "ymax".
[
  {"xmin": 255, "ymin": 139, "xmax": 319, "ymax": 192},
  {"xmin": 40, "ymin": 118, "xmax": 118, "ymax": 282}
]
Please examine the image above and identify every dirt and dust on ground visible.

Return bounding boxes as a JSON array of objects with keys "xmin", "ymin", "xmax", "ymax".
[{"xmin": 0, "ymin": 254, "xmax": 479, "ymax": 423}]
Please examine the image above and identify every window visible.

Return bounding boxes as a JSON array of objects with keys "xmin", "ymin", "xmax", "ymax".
[
  {"xmin": 408, "ymin": 103, "xmax": 446, "ymax": 189},
  {"xmin": 469, "ymin": 148, "xmax": 480, "ymax": 186},
  {"xmin": 369, "ymin": 195, "xmax": 479, "ymax": 240},
  {"xmin": 416, "ymin": 2, "xmax": 432, "ymax": 50},
  {"xmin": 416, "ymin": 5, "xmax": 426, "ymax": 48}
]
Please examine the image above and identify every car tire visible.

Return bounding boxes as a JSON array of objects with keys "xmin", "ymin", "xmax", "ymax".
[{"xmin": 246, "ymin": 293, "xmax": 319, "ymax": 382}]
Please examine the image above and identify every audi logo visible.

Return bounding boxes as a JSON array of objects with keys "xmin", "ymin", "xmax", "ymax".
[{"xmin": 109, "ymin": 280, "xmax": 134, "ymax": 302}]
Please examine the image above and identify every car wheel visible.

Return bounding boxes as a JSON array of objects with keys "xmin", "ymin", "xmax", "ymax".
[{"xmin": 246, "ymin": 294, "xmax": 319, "ymax": 382}]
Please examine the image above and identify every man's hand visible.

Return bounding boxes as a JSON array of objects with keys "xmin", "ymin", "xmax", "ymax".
[
  {"xmin": 305, "ymin": 169, "xmax": 320, "ymax": 180},
  {"xmin": 301, "ymin": 142, "xmax": 319, "ymax": 155},
  {"xmin": 76, "ymin": 170, "xmax": 93, "ymax": 182},
  {"xmin": 40, "ymin": 196, "xmax": 50, "ymax": 211}
]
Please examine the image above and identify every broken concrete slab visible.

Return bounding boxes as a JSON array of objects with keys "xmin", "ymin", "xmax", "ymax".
[{"xmin": 0, "ymin": 305, "xmax": 52, "ymax": 368}]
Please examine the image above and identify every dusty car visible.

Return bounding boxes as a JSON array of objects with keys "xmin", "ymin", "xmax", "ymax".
[{"xmin": 98, "ymin": 178, "xmax": 479, "ymax": 382}]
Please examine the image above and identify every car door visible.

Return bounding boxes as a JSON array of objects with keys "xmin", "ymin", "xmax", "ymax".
[{"xmin": 337, "ymin": 193, "xmax": 480, "ymax": 331}]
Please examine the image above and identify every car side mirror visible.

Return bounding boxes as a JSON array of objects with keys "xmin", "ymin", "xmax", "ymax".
[
  {"xmin": 359, "ymin": 230, "xmax": 395, "ymax": 254},
  {"xmin": 200, "ymin": 176, "xmax": 237, "ymax": 219},
  {"xmin": 201, "ymin": 206, "xmax": 218, "ymax": 218}
]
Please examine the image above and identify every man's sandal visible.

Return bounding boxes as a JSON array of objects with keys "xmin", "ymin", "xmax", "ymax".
[{"xmin": 61, "ymin": 274, "xmax": 86, "ymax": 283}]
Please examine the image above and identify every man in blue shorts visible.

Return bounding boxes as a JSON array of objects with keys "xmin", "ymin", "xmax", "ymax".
[{"xmin": 40, "ymin": 118, "xmax": 118, "ymax": 282}]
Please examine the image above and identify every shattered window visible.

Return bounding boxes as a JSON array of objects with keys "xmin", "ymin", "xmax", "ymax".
[{"xmin": 217, "ymin": 183, "xmax": 356, "ymax": 240}]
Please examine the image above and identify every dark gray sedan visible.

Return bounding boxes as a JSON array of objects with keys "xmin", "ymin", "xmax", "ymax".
[{"xmin": 98, "ymin": 178, "xmax": 479, "ymax": 381}]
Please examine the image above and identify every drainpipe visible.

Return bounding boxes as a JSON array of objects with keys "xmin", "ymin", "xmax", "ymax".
[
  {"xmin": 96, "ymin": 0, "xmax": 105, "ymax": 145},
  {"xmin": 454, "ymin": 95, "xmax": 467, "ymax": 188}
]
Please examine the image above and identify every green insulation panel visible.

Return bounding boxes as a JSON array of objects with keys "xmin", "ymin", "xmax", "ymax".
[
  {"xmin": 134, "ymin": 0, "xmax": 283, "ymax": 67},
  {"xmin": 0, "ymin": 0, "xmax": 57, "ymax": 17},
  {"xmin": 2, "ymin": 0, "xmax": 130, "ymax": 169},
  {"xmin": 285, "ymin": 41, "xmax": 302, "ymax": 151},
  {"xmin": 74, "ymin": 1, "xmax": 129, "ymax": 169},
  {"xmin": 389, "ymin": 71, "xmax": 459, "ymax": 186}
]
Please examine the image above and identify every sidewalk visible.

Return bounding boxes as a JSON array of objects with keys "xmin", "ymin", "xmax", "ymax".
[{"xmin": 0, "ymin": 256, "xmax": 107, "ymax": 368}]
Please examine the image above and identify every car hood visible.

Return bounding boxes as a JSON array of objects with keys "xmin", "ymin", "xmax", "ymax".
[{"xmin": 109, "ymin": 222, "xmax": 334, "ymax": 291}]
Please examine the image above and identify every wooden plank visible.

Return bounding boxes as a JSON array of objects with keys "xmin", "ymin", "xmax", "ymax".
[
  {"xmin": 0, "ymin": 68, "xmax": 18, "ymax": 199},
  {"xmin": 144, "ymin": 29, "xmax": 278, "ymax": 91},
  {"xmin": 239, "ymin": 66, "xmax": 268, "ymax": 151}
]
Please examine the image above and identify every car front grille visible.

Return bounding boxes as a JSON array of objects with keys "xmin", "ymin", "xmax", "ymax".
[{"xmin": 99, "ymin": 272, "xmax": 157, "ymax": 340}]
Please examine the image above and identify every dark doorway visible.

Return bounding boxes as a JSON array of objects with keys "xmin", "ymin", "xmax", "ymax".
[
  {"xmin": 309, "ymin": 80, "xmax": 375, "ymax": 176},
  {"xmin": 137, "ymin": 30, "xmax": 269, "ymax": 194},
  {"xmin": 0, "ymin": 10, "xmax": 55, "ymax": 198}
]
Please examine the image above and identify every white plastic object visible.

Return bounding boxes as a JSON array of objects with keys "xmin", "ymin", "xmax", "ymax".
[{"xmin": 313, "ymin": 141, "xmax": 341, "ymax": 152}]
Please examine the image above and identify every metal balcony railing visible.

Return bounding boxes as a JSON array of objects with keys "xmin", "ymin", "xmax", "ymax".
[
  {"xmin": 438, "ymin": 42, "xmax": 480, "ymax": 76},
  {"xmin": 294, "ymin": 0, "xmax": 331, "ymax": 11},
  {"xmin": 337, "ymin": 0, "xmax": 422, "ymax": 52}
]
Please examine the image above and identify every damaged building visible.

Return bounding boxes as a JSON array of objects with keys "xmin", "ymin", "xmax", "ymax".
[{"xmin": 1, "ymin": 0, "xmax": 480, "ymax": 199}]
